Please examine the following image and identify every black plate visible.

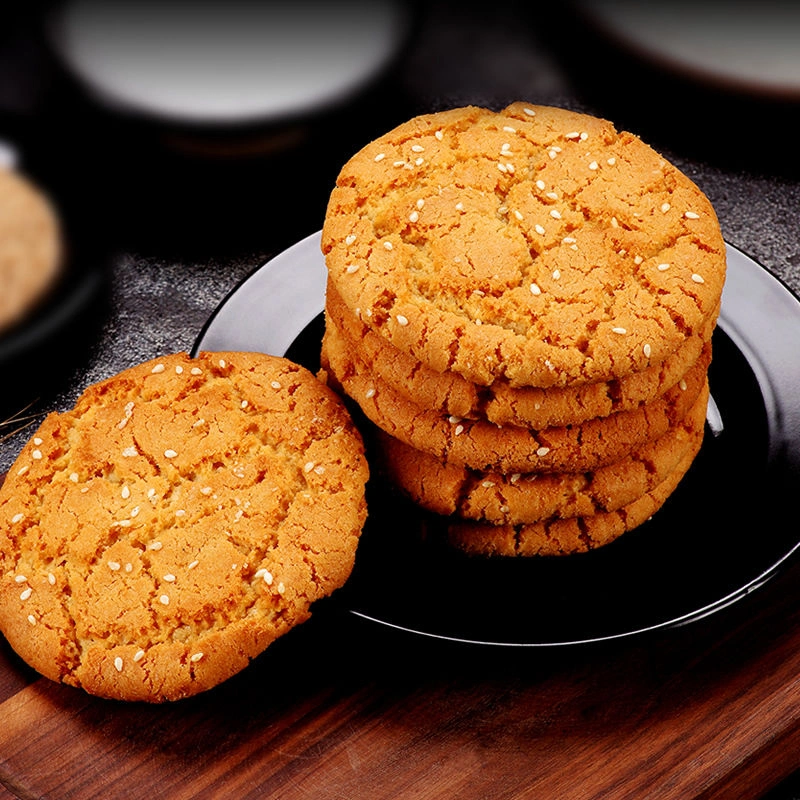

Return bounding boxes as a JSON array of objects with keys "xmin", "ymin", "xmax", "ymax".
[{"xmin": 193, "ymin": 232, "xmax": 800, "ymax": 646}]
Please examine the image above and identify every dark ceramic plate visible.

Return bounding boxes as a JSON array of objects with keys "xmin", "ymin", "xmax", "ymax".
[{"xmin": 193, "ymin": 232, "xmax": 800, "ymax": 646}]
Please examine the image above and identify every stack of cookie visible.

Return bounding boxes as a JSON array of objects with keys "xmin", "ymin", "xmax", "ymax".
[{"xmin": 321, "ymin": 103, "xmax": 726, "ymax": 557}]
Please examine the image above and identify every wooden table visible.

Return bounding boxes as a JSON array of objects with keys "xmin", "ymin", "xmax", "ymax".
[{"xmin": 2, "ymin": 532, "xmax": 800, "ymax": 800}]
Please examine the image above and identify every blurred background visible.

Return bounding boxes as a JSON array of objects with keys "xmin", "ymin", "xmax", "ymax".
[{"xmin": 1, "ymin": 1, "xmax": 800, "ymax": 796}]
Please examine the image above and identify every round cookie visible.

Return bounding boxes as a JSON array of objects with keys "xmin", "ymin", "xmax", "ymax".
[
  {"xmin": 326, "ymin": 278, "xmax": 717, "ymax": 429},
  {"xmin": 322, "ymin": 102, "xmax": 726, "ymax": 388},
  {"xmin": 374, "ymin": 380, "xmax": 707, "ymax": 525},
  {"xmin": 0, "ymin": 167, "xmax": 62, "ymax": 334},
  {"xmin": 322, "ymin": 307, "xmax": 711, "ymax": 474},
  {"xmin": 0, "ymin": 351, "xmax": 368, "ymax": 702},
  {"xmin": 447, "ymin": 445, "xmax": 697, "ymax": 557}
]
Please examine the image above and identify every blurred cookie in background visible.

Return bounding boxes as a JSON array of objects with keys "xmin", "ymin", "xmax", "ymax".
[{"xmin": 0, "ymin": 159, "xmax": 62, "ymax": 336}]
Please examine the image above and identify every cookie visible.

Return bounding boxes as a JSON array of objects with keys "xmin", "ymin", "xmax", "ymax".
[
  {"xmin": 374, "ymin": 380, "xmax": 707, "ymax": 525},
  {"xmin": 0, "ymin": 167, "xmax": 62, "ymax": 334},
  {"xmin": 322, "ymin": 307, "xmax": 711, "ymax": 474},
  {"xmin": 0, "ymin": 351, "xmax": 368, "ymax": 702},
  {"xmin": 322, "ymin": 102, "xmax": 725, "ymax": 388},
  {"xmin": 327, "ymin": 278, "xmax": 717, "ymax": 428},
  {"xmin": 447, "ymin": 445, "xmax": 697, "ymax": 557}
]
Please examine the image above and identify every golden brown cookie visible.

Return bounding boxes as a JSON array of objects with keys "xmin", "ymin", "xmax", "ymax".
[
  {"xmin": 447, "ymin": 444, "xmax": 697, "ymax": 557},
  {"xmin": 374, "ymin": 380, "xmax": 707, "ymax": 525},
  {"xmin": 327, "ymin": 279, "xmax": 717, "ymax": 428},
  {"xmin": 0, "ymin": 167, "xmax": 62, "ymax": 334},
  {"xmin": 0, "ymin": 351, "xmax": 368, "ymax": 702},
  {"xmin": 322, "ymin": 103, "xmax": 725, "ymax": 388},
  {"xmin": 322, "ymin": 307, "xmax": 711, "ymax": 474}
]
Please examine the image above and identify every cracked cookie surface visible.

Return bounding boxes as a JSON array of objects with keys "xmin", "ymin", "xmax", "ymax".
[
  {"xmin": 322, "ymin": 103, "xmax": 725, "ymax": 388},
  {"xmin": 0, "ymin": 351, "xmax": 368, "ymax": 702}
]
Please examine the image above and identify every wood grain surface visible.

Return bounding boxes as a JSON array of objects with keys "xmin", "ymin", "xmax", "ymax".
[{"xmin": 1, "ymin": 522, "xmax": 800, "ymax": 800}]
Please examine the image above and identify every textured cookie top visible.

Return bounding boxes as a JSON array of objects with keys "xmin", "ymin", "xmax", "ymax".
[
  {"xmin": 0, "ymin": 167, "xmax": 62, "ymax": 333},
  {"xmin": 322, "ymin": 103, "xmax": 726, "ymax": 388},
  {"xmin": 0, "ymin": 351, "xmax": 368, "ymax": 702}
]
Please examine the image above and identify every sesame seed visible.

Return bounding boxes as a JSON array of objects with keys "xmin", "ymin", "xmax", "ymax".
[
  {"xmin": 536, "ymin": 447, "xmax": 551, "ymax": 456},
  {"xmin": 409, "ymin": 210, "xmax": 419, "ymax": 223},
  {"xmin": 455, "ymin": 202, "xmax": 464, "ymax": 211},
  {"xmin": 411, "ymin": 144, "xmax": 424, "ymax": 153},
  {"xmin": 277, "ymin": 582, "xmax": 286, "ymax": 594},
  {"xmin": 552, "ymin": 269, "xmax": 561, "ymax": 280},
  {"xmin": 151, "ymin": 364, "xmax": 165, "ymax": 374},
  {"xmin": 125, "ymin": 563, "xmax": 132, "ymax": 572},
  {"xmin": 163, "ymin": 574, "xmax": 176, "ymax": 582},
  {"xmin": 191, "ymin": 367, "xmax": 203, "ymax": 375},
  {"xmin": 271, "ymin": 381, "xmax": 281, "ymax": 389},
  {"xmin": 263, "ymin": 570, "xmax": 274, "ymax": 585},
  {"xmin": 546, "ymin": 192, "xmax": 558, "ymax": 200},
  {"xmin": 122, "ymin": 446, "xmax": 138, "ymax": 457},
  {"xmin": 634, "ymin": 255, "xmax": 644, "ymax": 265},
  {"xmin": 147, "ymin": 488, "xmax": 156, "ymax": 499},
  {"xmin": 383, "ymin": 241, "xmax": 393, "ymax": 250},
  {"xmin": 657, "ymin": 263, "xmax": 670, "ymax": 271},
  {"xmin": 33, "ymin": 437, "xmax": 42, "ymax": 446},
  {"xmin": 536, "ymin": 180, "xmax": 546, "ymax": 190},
  {"xmin": 17, "ymin": 466, "xmax": 29, "ymax": 476},
  {"xmin": 435, "ymin": 130, "xmax": 444, "ymax": 140},
  {"xmin": 611, "ymin": 216, "xmax": 619, "ymax": 228},
  {"xmin": 691, "ymin": 273, "xmax": 705, "ymax": 284},
  {"xmin": 644, "ymin": 343, "xmax": 652, "ymax": 358},
  {"xmin": 121, "ymin": 485, "xmax": 130, "ymax": 499},
  {"xmin": 501, "ymin": 143, "xmax": 511, "ymax": 153},
  {"xmin": 14, "ymin": 575, "xmax": 26, "ymax": 583},
  {"xmin": 108, "ymin": 561, "xmax": 121, "ymax": 571},
  {"xmin": 588, "ymin": 161, "xmax": 598, "ymax": 170},
  {"xmin": 415, "ymin": 157, "xmax": 424, "ymax": 166},
  {"xmin": 566, "ymin": 131, "xmax": 580, "ymax": 140},
  {"xmin": 175, "ymin": 365, "xmax": 184, "ymax": 375},
  {"xmin": 188, "ymin": 560, "xmax": 199, "ymax": 570},
  {"xmin": 523, "ymin": 107, "xmax": 536, "ymax": 116},
  {"xmin": 164, "ymin": 449, "xmax": 178, "ymax": 459},
  {"xmin": 240, "ymin": 400, "xmax": 248, "ymax": 409},
  {"xmin": 535, "ymin": 224, "xmax": 546, "ymax": 235},
  {"xmin": 114, "ymin": 656, "xmax": 123, "ymax": 672},
  {"xmin": 612, "ymin": 327, "xmax": 627, "ymax": 334},
  {"xmin": 365, "ymin": 387, "xmax": 376, "ymax": 399},
  {"xmin": 32, "ymin": 450, "xmax": 42, "ymax": 460},
  {"xmin": 548, "ymin": 150, "xmax": 558, "ymax": 159},
  {"xmin": 550, "ymin": 209, "xmax": 561, "ymax": 219},
  {"xmin": 563, "ymin": 236, "xmax": 576, "ymax": 243},
  {"xmin": 149, "ymin": 541, "xmax": 162, "ymax": 551},
  {"xmin": 503, "ymin": 126, "xmax": 516, "ymax": 133},
  {"xmin": 513, "ymin": 209, "xmax": 523, "ymax": 221},
  {"xmin": 510, "ymin": 474, "xmax": 521, "ymax": 484},
  {"xmin": 19, "ymin": 587, "xmax": 31, "ymax": 601},
  {"xmin": 679, "ymin": 379, "xmax": 688, "ymax": 391},
  {"xmin": 48, "ymin": 573, "xmax": 55, "ymax": 585},
  {"xmin": 374, "ymin": 152, "xmax": 385, "ymax": 162},
  {"xmin": 416, "ymin": 199, "xmax": 425, "ymax": 209},
  {"xmin": 27, "ymin": 615, "xmax": 36, "ymax": 625},
  {"xmin": 175, "ymin": 509, "xmax": 185, "ymax": 517},
  {"xmin": 581, "ymin": 132, "xmax": 589, "ymax": 141},
  {"xmin": 345, "ymin": 234, "xmax": 357, "ymax": 246},
  {"xmin": 393, "ymin": 160, "xmax": 405, "ymax": 167},
  {"xmin": 200, "ymin": 486, "xmax": 212, "ymax": 495},
  {"xmin": 190, "ymin": 652, "xmax": 204, "ymax": 663},
  {"xmin": 685, "ymin": 211, "xmax": 700, "ymax": 219},
  {"xmin": 607, "ymin": 157, "xmax": 616, "ymax": 165},
  {"xmin": 661, "ymin": 203, "xmax": 671, "ymax": 213},
  {"xmin": 159, "ymin": 595, "xmax": 169, "ymax": 605},
  {"xmin": 133, "ymin": 650, "xmax": 145, "ymax": 662},
  {"xmin": 396, "ymin": 315, "xmax": 409, "ymax": 326},
  {"xmin": 498, "ymin": 163, "xmax": 508, "ymax": 173},
  {"xmin": 314, "ymin": 465, "xmax": 325, "ymax": 475},
  {"xmin": 448, "ymin": 416, "xmax": 462, "ymax": 424},
  {"xmin": 530, "ymin": 283, "xmax": 542, "ymax": 295},
  {"xmin": 11, "ymin": 513, "xmax": 23, "ymax": 524}
]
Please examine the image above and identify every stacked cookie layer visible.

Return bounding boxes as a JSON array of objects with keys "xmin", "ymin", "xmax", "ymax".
[{"xmin": 321, "ymin": 103, "xmax": 726, "ymax": 556}]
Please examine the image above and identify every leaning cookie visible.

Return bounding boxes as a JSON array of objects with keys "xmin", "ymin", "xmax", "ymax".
[
  {"xmin": 374, "ymin": 380, "xmax": 707, "ymax": 525},
  {"xmin": 0, "ymin": 351, "xmax": 368, "ymax": 702}
]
